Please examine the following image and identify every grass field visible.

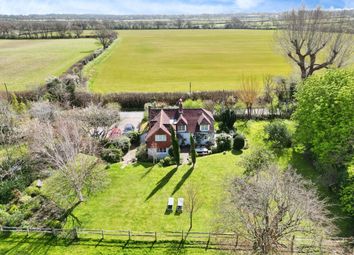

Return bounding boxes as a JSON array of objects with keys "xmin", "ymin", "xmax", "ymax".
[
  {"xmin": 86, "ymin": 30, "xmax": 292, "ymax": 93},
  {"xmin": 0, "ymin": 39, "xmax": 99, "ymax": 91}
]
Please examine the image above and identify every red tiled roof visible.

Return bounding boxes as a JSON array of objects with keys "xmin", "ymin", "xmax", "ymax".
[
  {"xmin": 197, "ymin": 113, "xmax": 211, "ymax": 125},
  {"xmin": 146, "ymin": 110, "xmax": 172, "ymax": 140},
  {"xmin": 148, "ymin": 108, "xmax": 214, "ymax": 133}
]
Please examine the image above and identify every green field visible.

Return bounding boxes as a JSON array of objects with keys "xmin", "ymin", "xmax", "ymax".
[
  {"xmin": 0, "ymin": 39, "xmax": 99, "ymax": 91},
  {"xmin": 86, "ymin": 30, "xmax": 292, "ymax": 93}
]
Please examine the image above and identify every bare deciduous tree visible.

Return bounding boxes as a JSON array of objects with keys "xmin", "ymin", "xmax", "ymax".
[
  {"xmin": 276, "ymin": 7, "xmax": 353, "ymax": 79},
  {"xmin": 28, "ymin": 118, "xmax": 105, "ymax": 208},
  {"xmin": 184, "ymin": 184, "xmax": 202, "ymax": 239},
  {"xmin": 61, "ymin": 103, "xmax": 120, "ymax": 138},
  {"xmin": 95, "ymin": 27, "xmax": 118, "ymax": 49},
  {"xmin": 220, "ymin": 165, "xmax": 334, "ymax": 254},
  {"xmin": 29, "ymin": 100, "xmax": 59, "ymax": 123},
  {"xmin": 238, "ymin": 77, "xmax": 260, "ymax": 119}
]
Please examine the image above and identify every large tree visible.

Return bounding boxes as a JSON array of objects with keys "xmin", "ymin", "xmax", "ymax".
[
  {"xmin": 238, "ymin": 77, "xmax": 259, "ymax": 119},
  {"xmin": 276, "ymin": 7, "xmax": 353, "ymax": 79},
  {"xmin": 220, "ymin": 165, "xmax": 333, "ymax": 254},
  {"xmin": 293, "ymin": 69, "xmax": 354, "ymax": 169},
  {"xmin": 95, "ymin": 27, "xmax": 117, "ymax": 49},
  {"xmin": 28, "ymin": 118, "xmax": 106, "ymax": 208}
]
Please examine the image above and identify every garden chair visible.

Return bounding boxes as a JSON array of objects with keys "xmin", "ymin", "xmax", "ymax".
[
  {"xmin": 176, "ymin": 198, "xmax": 184, "ymax": 213},
  {"xmin": 167, "ymin": 197, "xmax": 174, "ymax": 212}
]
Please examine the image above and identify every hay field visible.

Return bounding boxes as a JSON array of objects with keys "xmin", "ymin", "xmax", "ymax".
[
  {"xmin": 86, "ymin": 30, "xmax": 292, "ymax": 93},
  {"xmin": 0, "ymin": 39, "xmax": 99, "ymax": 91}
]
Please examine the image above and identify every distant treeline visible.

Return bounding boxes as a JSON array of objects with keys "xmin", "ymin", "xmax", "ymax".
[
  {"xmin": 0, "ymin": 20, "xmax": 97, "ymax": 39},
  {"xmin": 1, "ymin": 10, "xmax": 352, "ymax": 39},
  {"xmin": 0, "ymin": 18, "xmax": 261, "ymax": 39}
]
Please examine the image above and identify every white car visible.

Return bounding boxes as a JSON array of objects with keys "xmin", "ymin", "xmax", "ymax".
[{"xmin": 195, "ymin": 147, "xmax": 211, "ymax": 156}]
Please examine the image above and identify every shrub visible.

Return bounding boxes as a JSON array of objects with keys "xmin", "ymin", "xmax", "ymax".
[
  {"xmin": 233, "ymin": 133, "xmax": 245, "ymax": 151},
  {"xmin": 29, "ymin": 101, "xmax": 59, "ymax": 122},
  {"xmin": 340, "ymin": 178, "xmax": 354, "ymax": 216},
  {"xmin": 0, "ymin": 209, "xmax": 10, "ymax": 225},
  {"xmin": 183, "ymin": 99, "xmax": 204, "ymax": 109},
  {"xmin": 126, "ymin": 131, "xmax": 140, "ymax": 147},
  {"xmin": 241, "ymin": 147, "xmax": 275, "ymax": 176},
  {"xmin": 159, "ymin": 156, "xmax": 175, "ymax": 167},
  {"xmin": 25, "ymin": 186, "xmax": 41, "ymax": 197},
  {"xmin": 106, "ymin": 136, "xmax": 131, "ymax": 154},
  {"xmin": 218, "ymin": 108, "xmax": 237, "ymax": 133},
  {"xmin": 0, "ymin": 157, "xmax": 34, "ymax": 204},
  {"xmin": 136, "ymin": 144, "xmax": 150, "ymax": 162},
  {"xmin": 264, "ymin": 121, "xmax": 291, "ymax": 148},
  {"xmin": 216, "ymin": 133, "xmax": 233, "ymax": 152},
  {"xmin": 101, "ymin": 148, "xmax": 123, "ymax": 163}
]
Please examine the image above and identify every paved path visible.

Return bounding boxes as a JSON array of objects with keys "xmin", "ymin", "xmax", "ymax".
[{"xmin": 118, "ymin": 111, "xmax": 144, "ymax": 131}]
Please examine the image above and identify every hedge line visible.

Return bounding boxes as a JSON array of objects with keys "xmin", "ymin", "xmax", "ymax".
[{"xmin": 0, "ymin": 90, "xmax": 237, "ymax": 110}]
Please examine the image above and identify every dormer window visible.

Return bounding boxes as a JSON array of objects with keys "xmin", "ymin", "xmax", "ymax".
[
  {"xmin": 177, "ymin": 125, "xmax": 187, "ymax": 132},
  {"xmin": 200, "ymin": 124, "xmax": 210, "ymax": 132}
]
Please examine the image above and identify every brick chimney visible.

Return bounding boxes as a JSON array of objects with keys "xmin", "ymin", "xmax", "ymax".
[{"xmin": 178, "ymin": 98, "xmax": 183, "ymax": 114}]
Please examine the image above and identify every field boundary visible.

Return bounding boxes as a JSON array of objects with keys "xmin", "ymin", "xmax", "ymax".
[{"xmin": 1, "ymin": 226, "xmax": 353, "ymax": 254}]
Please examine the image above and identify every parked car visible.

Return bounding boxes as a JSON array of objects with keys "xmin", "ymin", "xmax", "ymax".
[
  {"xmin": 123, "ymin": 123, "xmax": 135, "ymax": 134},
  {"xmin": 195, "ymin": 147, "xmax": 211, "ymax": 156}
]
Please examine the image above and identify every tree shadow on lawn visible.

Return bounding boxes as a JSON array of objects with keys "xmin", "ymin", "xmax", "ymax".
[
  {"xmin": 146, "ymin": 167, "xmax": 178, "ymax": 201},
  {"xmin": 140, "ymin": 164, "xmax": 157, "ymax": 179},
  {"xmin": 171, "ymin": 166, "xmax": 194, "ymax": 195},
  {"xmin": 1, "ymin": 233, "xmax": 57, "ymax": 255}
]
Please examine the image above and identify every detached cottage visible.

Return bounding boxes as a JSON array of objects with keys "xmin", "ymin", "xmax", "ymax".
[{"xmin": 145, "ymin": 99, "xmax": 215, "ymax": 159}]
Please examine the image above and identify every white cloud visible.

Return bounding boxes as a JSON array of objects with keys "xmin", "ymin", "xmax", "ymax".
[
  {"xmin": 234, "ymin": 0, "xmax": 263, "ymax": 9},
  {"xmin": 0, "ymin": 0, "xmax": 236, "ymax": 15}
]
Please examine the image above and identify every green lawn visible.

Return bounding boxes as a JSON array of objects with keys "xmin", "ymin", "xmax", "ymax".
[
  {"xmin": 0, "ymin": 39, "xmax": 100, "ymax": 91},
  {"xmin": 0, "ymin": 233, "xmax": 227, "ymax": 255},
  {"xmin": 86, "ymin": 30, "xmax": 292, "ymax": 93},
  {"xmin": 67, "ymin": 152, "xmax": 243, "ymax": 232}
]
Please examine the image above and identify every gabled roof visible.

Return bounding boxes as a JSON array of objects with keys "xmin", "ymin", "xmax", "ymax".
[
  {"xmin": 176, "ymin": 114, "xmax": 188, "ymax": 125},
  {"xmin": 197, "ymin": 113, "xmax": 211, "ymax": 125},
  {"xmin": 148, "ymin": 108, "xmax": 214, "ymax": 133},
  {"xmin": 146, "ymin": 110, "xmax": 172, "ymax": 141},
  {"xmin": 151, "ymin": 110, "xmax": 170, "ymax": 125}
]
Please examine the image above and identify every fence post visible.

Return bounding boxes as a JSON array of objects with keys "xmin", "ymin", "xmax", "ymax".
[
  {"xmin": 234, "ymin": 234, "xmax": 239, "ymax": 250},
  {"xmin": 101, "ymin": 229, "xmax": 104, "ymax": 240},
  {"xmin": 290, "ymin": 235, "xmax": 295, "ymax": 254},
  {"xmin": 26, "ymin": 227, "xmax": 29, "ymax": 237},
  {"xmin": 154, "ymin": 232, "xmax": 157, "ymax": 242},
  {"xmin": 128, "ymin": 230, "xmax": 131, "ymax": 240},
  {"xmin": 181, "ymin": 230, "xmax": 184, "ymax": 241},
  {"xmin": 51, "ymin": 228, "xmax": 55, "ymax": 236},
  {"xmin": 73, "ymin": 227, "xmax": 78, "ymax": 240}
]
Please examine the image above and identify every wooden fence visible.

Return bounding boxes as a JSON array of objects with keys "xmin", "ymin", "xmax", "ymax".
[{"xmin": 1, "ymin": 226, "xmax": 353, "ymax": 254}]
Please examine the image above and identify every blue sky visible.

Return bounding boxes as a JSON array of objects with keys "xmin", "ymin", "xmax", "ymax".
[{"xmin": 0, "ymin": 0, "xmax": 353, "ymax": 15}]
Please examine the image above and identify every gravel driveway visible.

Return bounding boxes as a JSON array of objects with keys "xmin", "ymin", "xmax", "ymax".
[
  {"xmin": 119, "ymin": 111, "xmax": 144, "ymax": 167},
  {"xmin": 118, "ymin": 111, "xmax": 144, "ymax": 131}
]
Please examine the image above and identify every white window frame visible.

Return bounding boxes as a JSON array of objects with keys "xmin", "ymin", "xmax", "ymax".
[
  {"xmin": 157, "ymin": 148, "xmax": 167, "ymax": 153},
  {"xmin": 177, "ymin": 125, "xmax": 187, "ymax": 132},
  {"xmin": 200, "ymin": 124, "xmax": 210, "ymax": 132},
  {"xmin": 155, "ymin": 134, "xmax": 167, "ymax": 142}
]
